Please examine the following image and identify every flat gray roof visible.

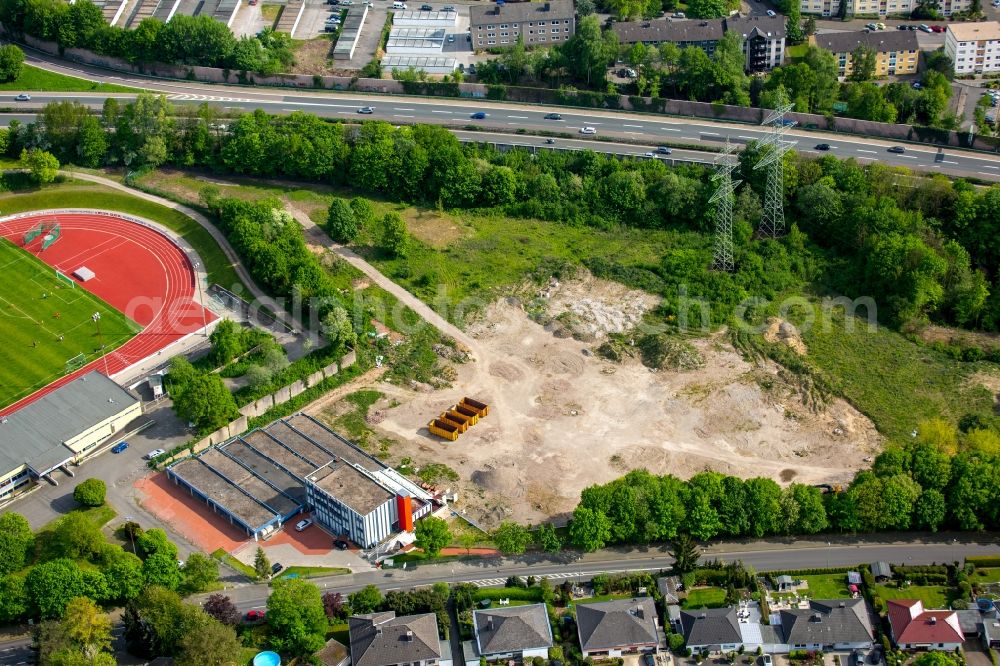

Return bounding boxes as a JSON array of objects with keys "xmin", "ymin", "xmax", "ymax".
[
  {"xmin": 221, "ymin": 439, "xmax": 305, "ymax": 504},
  {"xmin": 170, "ymin": 458, "xmax": 278, "ymax": 530},
  {"xmin": 390, "ymin": 26, "xmax": 447, "ymax": 38},
  {"xmin": 200, "ymin": 448, "xmax": 300, "ymax": 515},
  {"xmin": 287, "ymin": 414, "xmax": 383, "ymax": 470},
  {"xmin": 244, "ymin": 429, "xmax": 315, "ymax": 478},
  {"xmin": 309, "ymin": 463, "xmax": 393, "ymax": 515},
  {"xmin": 383, "ymin": 55, "xmax": 457, "ymax": 68},
  {"xmin": 264, "ymin": 420, "xmax": 336, "ymax": 468},
  {"xmin": 0, "ymin": 371, "xmax": 139, "ymax": 474}
]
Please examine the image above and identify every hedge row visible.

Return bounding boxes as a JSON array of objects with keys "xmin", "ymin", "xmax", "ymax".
[
  {"xmin": 894, "ymin": 565, "xmax": 948, "ymax": 575},
  {"xmin": 966, "ymin": 556, "xmax": 1000, "ymax": 567}
]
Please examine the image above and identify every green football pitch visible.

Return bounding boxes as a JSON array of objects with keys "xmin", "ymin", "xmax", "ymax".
[{"xmin": 0, "ymin": 239, "xmax": 140, "ymax": 409}]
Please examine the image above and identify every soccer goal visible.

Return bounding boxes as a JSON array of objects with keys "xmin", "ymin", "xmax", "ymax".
[
  {"xmin": 55, "ymin": 270, "xmax": 75, "ymax": 289},
  {"xmin": 23, "ymin": 223, "xmax": 44, "ymax": 245},
  {"xmin": 65, "ymin": 353, "xmax": 86, "ymax": 373},
  {"xmin": 41, "ymin": 223, "xmax": 61, "ymax": 251}
]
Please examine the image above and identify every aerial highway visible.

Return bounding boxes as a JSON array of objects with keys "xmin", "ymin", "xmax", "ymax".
[{"xmin": 13, "ymin": 49, "xmax": 1000, "ymax": 182}]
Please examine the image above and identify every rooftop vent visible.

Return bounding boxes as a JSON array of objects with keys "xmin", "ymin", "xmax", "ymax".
[
  {"xmin": 929, "ymin": 616, "xmax": 937, "ymax": 625},
  {"xmin": 810, "ymin": 613, "xmax": 823, "ymax": 623},
  {"xmin": 839, "ymin": 602, "xmax": 846, "ymax": 608},
  {"xmin": 405, "ymin": 630, "xmax": 414, "ymax": 641}
]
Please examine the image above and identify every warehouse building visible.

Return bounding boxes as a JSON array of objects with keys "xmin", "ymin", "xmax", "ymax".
[
  {"xmin": 383, "ymin": 55, "xmax": 457, "ymax": 75},
  {"xmin": 386, "ymin": 27, "xmax": 447, "ymax": 55},
  {"xmin": 0, "ymin": 372, "xmax": 143, "ymax": 502},
  {"xmin": 167, "ymin": 414, "xmax": 434, "ymax": 545}
]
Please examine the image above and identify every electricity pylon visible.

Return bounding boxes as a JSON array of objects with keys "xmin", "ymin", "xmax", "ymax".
[
  {"xmin": 755, "ymin": 90, "xmax": 797, "ymax": 239},
  {"xmin": 710, "ymin": 140, "xmax": 741, "ymax": 273}
]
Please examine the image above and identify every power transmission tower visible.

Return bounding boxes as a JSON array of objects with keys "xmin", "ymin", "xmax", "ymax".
[
  {"xmin": 710, "ymin": 140, "xmax": 741, "ymax": 273},
  {"xmin": 755, "ymin": 91, "xmax": 798, "ymax": 239}
]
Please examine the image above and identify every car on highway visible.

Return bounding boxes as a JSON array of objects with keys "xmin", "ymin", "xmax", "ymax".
[
  {"xmin": 545, "ymin": 138, "xmax": 556, "ymax": 144},
  {"xmin": 815, "ymin": 143, "xmax": 831, "ymax": 150},
  {"xmin": 14, "ymin": 93, "xmax": 30, "ymax": 101},
  {"xmin": 887, "ymin": 146, "xmax": 906, "ymax": 154},
  {"xmin": 111, "ymin": 441, "xmax": 129, "ymax": 454},
  {"xmin": 579, "ymin": 126, "xmax": 597, "ymax": 134},
  {"xmin": 358, "ymin": 106, "xmax": 375, "ymax": 114},
  {"xmin": 470, "ymin": 111, "xmax": 487, "ymax": 119},
  {"xmin": 656, "ymin": 146, "xmax": 672, "ymax": 154},
  {"xmin": 544, "ymin": 113, "xmax": 563, "ymax": 120},
  {"xmin": 295, "ymin": 518, "xmax": 313, "ymax": 531},
  {"xmin": 145, "ymin": 448, "xmax": 165, "ymax": 460},
  {"xmin": 643, "ymin": 151, "xmax": 655, "ymax": 157},
  {"xmin": 245, "ymin": 610, "xmax": 265, "ymax": 622},
  {"xmin": 334, "ymin": 539, "xmax": 350, "ymax": 550},
  {"xmin": 766, "ymin": 9, "xmax": 776, "ymax": 15}
]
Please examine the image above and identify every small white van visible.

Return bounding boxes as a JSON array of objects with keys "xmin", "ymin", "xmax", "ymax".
[{"xmin": 392, "ymin": 1, "xmax": 407, "ymax": 8}]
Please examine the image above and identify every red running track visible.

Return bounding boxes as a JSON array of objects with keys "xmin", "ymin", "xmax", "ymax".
[{"xmin": 0, "ymin": 212, "xmax": 216, "ymax": 416}]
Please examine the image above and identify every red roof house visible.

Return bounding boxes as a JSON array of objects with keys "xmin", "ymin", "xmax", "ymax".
[{"xmin": 887, "ymin": 600, "xmax": 964, "ymax": 650}]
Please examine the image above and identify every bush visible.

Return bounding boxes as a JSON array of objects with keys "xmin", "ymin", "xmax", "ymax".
[
  {"xmin": 473, "ymin": 586, "xmax": 543, "ymax": 602},
  {"xmin": 669, "ymin": 633, "xmax": 686, "ymax": 652},
  {"xmin": 73, "ymin": 478, "xmax": 107, "ymax": 507},
  {"xmin": 966, "ymin": 556, "xmax": 1000, "ymax": 567}
]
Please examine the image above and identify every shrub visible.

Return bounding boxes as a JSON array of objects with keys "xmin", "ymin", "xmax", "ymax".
[
  {"xmin": 669, "ymin": 634, "xmax": 686, "ymax": 652},
  {"xmin": 73, "ymin": 478, "xmax": 107, "ymax": 507}
]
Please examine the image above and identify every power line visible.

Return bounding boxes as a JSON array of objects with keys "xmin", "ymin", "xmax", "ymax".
[{"xmin": 709, "ymin": 140, "xmax": 741, "ymax": 273}]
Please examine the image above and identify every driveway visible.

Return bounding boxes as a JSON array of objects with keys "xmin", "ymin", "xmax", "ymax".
[{"xmin": 964, "ymin": 640, "xmax": 994, "ymax": 666}]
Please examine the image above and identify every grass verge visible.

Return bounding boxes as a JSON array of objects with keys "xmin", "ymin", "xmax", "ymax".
[
  {"xmin": 211, "ymin": 548, "xmax": 258, "ymax": 580},
  {"xmin": 276, "ymin": 565, "xmax": 351, "ymax": 580},
  {"xmin": 0, "ymin": 64, "xmax": 140, "ymax": 92}
]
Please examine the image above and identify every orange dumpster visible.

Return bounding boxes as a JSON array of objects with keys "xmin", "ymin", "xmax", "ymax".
[{"xmin": 428, "ymin": 418, "xmax": 460, "ymax": 441}]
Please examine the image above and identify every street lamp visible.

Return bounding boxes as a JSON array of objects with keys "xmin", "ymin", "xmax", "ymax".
[{"xmin": 92, "ymin": 312, "xmax": 109, "ymax": 376}]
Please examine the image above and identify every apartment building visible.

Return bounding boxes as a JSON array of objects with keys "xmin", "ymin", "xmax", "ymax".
[
  {"xmin": 945, "ymin": 22, "xmax": 1000, "ymax": 75},
  {"xmin": 811, "ymin": 30, "xmax": 919, "ymax": 77},
  {"xmin": 612, "ymin": 14, "xmax": 785, "ymax": 71},
  {"xmin": 800, "ymin": 0, "xmax": 968, "ymax": 17},
  {"xmin": 469, "ymin": 0, "xmax": 575, "ymax": 49}
]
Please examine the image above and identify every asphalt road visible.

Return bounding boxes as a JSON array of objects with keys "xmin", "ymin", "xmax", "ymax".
[{"xmin": 13, "ymin": 51, "xmax": 1000, "ymax": 181}]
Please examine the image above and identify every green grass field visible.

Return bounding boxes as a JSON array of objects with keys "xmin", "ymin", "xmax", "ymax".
[
  {"xmin": 682, "ymin": 586, "xmax": 728, "ymax": 609},
  {"xmin": 799, "ymin": 573, "xmax": 853, "ymax": 599},
  {"xmin": 0, "ymin": 239, "xmax": 139, "ymax": 408},
  {"xmin": 0, "ymin": 64, "xmax": 139, "ymax": 92},
  {"xmin": 875, "ymin": 583, "xmax": 955, "ymax": 608}
]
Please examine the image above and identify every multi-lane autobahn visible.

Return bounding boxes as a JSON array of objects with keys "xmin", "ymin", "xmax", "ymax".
[{"xmin": 12, "ymin": 50, "xmax": 1000, "ymax": 182}]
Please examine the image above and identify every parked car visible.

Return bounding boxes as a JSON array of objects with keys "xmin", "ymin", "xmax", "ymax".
[
  {"xmin": 766, "ymin": 9, "xmax": 776, "ymax": 16},
  {"xmin": 656, "ymin": 146, "xmax": 672, "ymax": 154},
  {"xmin": 643, "ymin": 655, "xmax": 655, "ymax": 666},
  {"xmin": 919, "ymin": 23, "xmax": 932, "ymax": 32},
  {"xmin": 294, "ymin": 518, "xmax": 313, "ymax": 531},
  {"xmin": 931, "ymin": 24, "xmax": 945, "ymax": 32},
  {"xmin": 328, "ymin": 0, "xmax": 339, "ymax": 5},
  {"xmin": 145, "ymin": 448, "xmax": 165, "ymax": 460},
  {"xmin": 579, "ymin": 126, "xmax": 597, "ymax": 134},
  {"xmin": 341, "ymin": 0, "xmax": 353, "ymax": 5},
  {"xmin": 544, "ymin": 112, "xmax": 563, "ymax": 120},
  {"xmin": 815, "ymin": 143, "xmax": 831, "ymax": 150},
  {"xmin": 420, "ymin": 3, "xmax": 433, "ymax": 9},
  {"xmin": 111, "ymin": 441, "xmax": 129, "ymax": 454},
  {"xmin": 762, "ymin": 656, "xmax": 773, "ymax": 666},
  {"xmin": 866, "ymin": 22, "xmax": 878, "ymax": 29},
  {"xmin": 447, "ymin": 34, "xmax": 455, "ymax": 42},
  {"xmin": 470, "ymin": 111, "xmax": 487, "ymax": 119},
  {"xmin": 245, "ymin": 610, "xmax": 265, "ymax": 622},
  {"xmin": 14, "ymin": 93, "xmax": 30, "ymax": 101},
  {"xmin": 334, "ymin": 539, "xmax": 350, "ymax": 550},
  {"xmin": 876, "ymin": 22, "xmax": 886, "ymax": 29},
  {"xmin": 672, "ymin": 10, "xmax": 685, "ymax": 17},
  {"xmin": 358, "ymin": 106, "xmax": 375, "ymax": 113},
  {"xmin": 897, "ymin": 24, "xmax": 909, "ymax": 29},
  {"xmin": 442, "ymin": 4, "xmax": 455, "ymax": 9},
  {"xmin": 271, "ymin": 562, "xmax": 284, "ymax": 575},
  {"xmin": 887, "ymin": 146, "xmax": 906, "ymax": 154}
]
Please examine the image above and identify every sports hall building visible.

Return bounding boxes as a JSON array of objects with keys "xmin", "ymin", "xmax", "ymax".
[
  {"xmin": 167, "ymin": 414, "xmax": 435, "ymax": 546},
  {"xmin": 0, "ymin": 372, "xmax": 143, "ymax": 502}
]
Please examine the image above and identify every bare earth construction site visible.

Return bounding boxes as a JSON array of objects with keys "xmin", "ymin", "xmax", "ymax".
[{"xmin": 312, "ymin": 275, "xmax": 883, "ymax": 527}]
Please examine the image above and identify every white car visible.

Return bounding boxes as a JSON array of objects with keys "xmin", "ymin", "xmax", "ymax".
[
  {"xmin": 145, "ymin": 448, "xmax": 166, "ymax": 460},
  {"xmin": 294, "ymin": 518, "xmax": 313, "ymax": 532},
  {"xmin": 579, "ymin": 126, "xmax": 597, "ymax": 135},
  {"xmin": 762, "ymin": 656, "xmax": 773, "ymax": 666},
  {"xmin": 14, "ymin": 94, "xmax": 30, "ymax": 101},
  {"xmin": 766, "ymin": 9, "xmax": 776, "ymax": 16},
  {"xmin": 643, "ymin": 152, "xmax": 655, "ymax": 157}
]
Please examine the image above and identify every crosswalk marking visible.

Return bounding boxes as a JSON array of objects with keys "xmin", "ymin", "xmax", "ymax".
[{"xmin": 167, "ymin": 94, "xmax": 253, "ymax": 103}]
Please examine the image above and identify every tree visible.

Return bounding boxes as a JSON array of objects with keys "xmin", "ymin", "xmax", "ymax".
[
  {"xmin": 48, "ymin": 512, "xmax": 104, "ymax": 561},
  {"xmin": 414, "ymin": 517, "xmax": 451, "ymax": 557},
  {"xmin": 173, "ymin": 372, "xmax": 238, "ymax": 433},
  {"xmin": 322, "ymin": 591, "xmax": 345, "ymax": 620},
  {"xmin": 102, "ymin": 552, "xmax": 144, "ymax": 603},
  {"xmin": 913, "ymin": 488, "xmax": 947, "ymax": 532},
  {"xmin": 203, "ymin": 594, "xmax": 241, "ymax": 626},
  {"xmin": 491, "ymin": 521, "xmax": 532, "ymax": 555},
  {"xmin": 35, "ymin": 597, "xmax": 114, "ymax": 665},
  {"xmin": 0, "ymin": 513, "xmax": 34, "ymax": 576},
  {"xmin": 20, "ymin": 148, "xmax": 60, "ymax": 183},
  {"xmin": 26, "ymin": 559, "xmax": 86, "ymax": 619},
  {"xmin": 379, "ymin": 211, "xmax": 409, "ymax": 257},
  {"xmin": 73, "ymin": 479, "xmax": 106, "ymax": 507},
  {"xmin": 912, "ymin": 653, "xmax": 961, "ymax": 666},
  {"xmin": 208, "ymin": 319, "xmax": 243, "ymax": 366},
  {"xmin": 349, "ymin": 585, "xmax": 383, "ymax": 614},
  {"xmin": 568, "ymin": 506, "xmax": 612, "ymax": 552},
  {"xmin": 180, "ymin": 552, "xmax": 218, "ymax": 594},
  {"xmin": 174, "ymin": 617, "xmax": 242, "ymax": 666},
  {"xmin": 688, "ymin": 0, "xmax": 729, "ymax": 17},
  {"xmin": 670, "ymin": 534, "xmax": 700, "ymax": 574},
  {"xmin": 562, "ymin": 15, "xmax": 616, "ymax": 86},
  {"xmin": 136, "ymin": 528, "xmax": 178, "ymax": 560},
  {"xmin": 253, "ymin": 547, "xmax": 270, "ymax": 580},
  {"xmin": 321, "ymin": 305, "xmax": 356, "ymax": 356},
  {"xmin": 848, "ymin": 45, "xmax": 877, "ymax": 82},
  {"xmin": 0, "ymin": 44, "xmax": 24, "ymax": 82},
  {"xmin": 143, "ymin": 552, "xmax": 182, "ymax": 590},
  {"xmin": 123, "ymin": 586, "xmax": 211, "ymax": 658},
  {"xmin": 267, "ymin": 578, "xmax": 328, "ymax": 658},
  {"xmin": 535, "ymin": 523, "xmax": 563, "ymax": 553},
  {"xmin": 326, "ymin": 198, "xmax": 358, "ymax": 243},
  {"xmin": 350, "ymin": 197, "xmax": 375, "ymax": 227}
]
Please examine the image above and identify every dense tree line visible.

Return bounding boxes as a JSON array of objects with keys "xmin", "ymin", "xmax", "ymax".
[
  {"xmin": 568, "ymin": 421, "xmax": 1000, "ymax": 551},
  {"xmin": 0, "ymin": 0, "xmax": 293, "ymax": 74},
  {"xmin": 9, "ymin": 96, "xmax": 1000, "ymax": 334}
]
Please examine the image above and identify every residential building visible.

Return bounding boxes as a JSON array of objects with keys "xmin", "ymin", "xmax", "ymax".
[
  {"xmin": 463, "ymin": 604, "xmax": 553, "ymax": 665},
  {"xmin": 576, "ymin": 598, "xmax": 663, "ymax": 657},
  {"xmin": 469, "ymin": 0, "xmax": 575, "ymax": 49},
  {"xmin": 349, "ymin": 611, "xmax": 452, "ymax": 666},
  {"xmin": 0, "ymin": 371, "xmax": 143, "ymax": 502},
  {"xmin": 658, "ymin": 576, "xmax": 682, "ymax": 605},
  {"xmin": 726, "ymin": 14, "xmax": 786, "ymax": 72},
  {"xmin": 810, "ymin": 31, "xmax": 918, "ymax": 77},
  {"xmin": 946, "ymin": 22, "xmax": 1000, "ymax": 76},
  {"xmin": 776, "ymin": 575, "xmax": 796, "ymax": 591},
  {"xmin": 681, "ymin": 600, "xmax": 874, "ymax": 653},
  {"xmin": 800, "ymin": 0, "xmax": 969, "ymax": 17},
  {"xmin": 887, "ymin": 600, "xmax": 964, "ymax": 651}
]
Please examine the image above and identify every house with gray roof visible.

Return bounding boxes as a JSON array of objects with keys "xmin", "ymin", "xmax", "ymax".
[
  {"xmin": 577, "ymin": 598, "xmax": 662, "ymax": 657},
  {"xmin": 464, "ymin": 604, "xmax": 552, "ymax": 665},
  {"xmin": 349, "ymin": 611, "xmax": 451, "ymax": 666},
  {"xmin": 680, "ymin": 607, "xmax": 743, "ymax": 652},
  {"xmin": 658, "ymin": 576, "xmax": 682, "ymax": 604},
  {"xmin": 779, "ymin": 600, "xmax": 874, "ymax": 650}
]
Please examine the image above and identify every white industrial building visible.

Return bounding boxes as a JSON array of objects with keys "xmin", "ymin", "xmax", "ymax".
[
  {"xmin": 382, "ymin": 55, "xmax": 457, "ymax": 74},
  {"xmin": 385, "ymin": 27, "xmax": 446, "ymax": 54},
  {"xmin": 392, "ymin": 9, "xmax": 457, "ymax": 26},
  {"xmin": 946, "ymin": 22, "xmax": 1000, "ymax": 75},
  {"xmin": 801, "ymin": 0, "xmax": 969, "ymax": 16}
]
